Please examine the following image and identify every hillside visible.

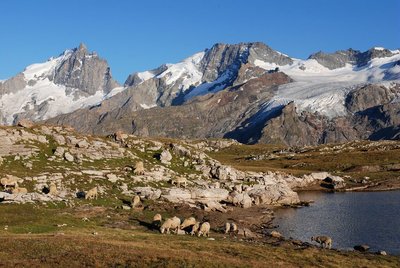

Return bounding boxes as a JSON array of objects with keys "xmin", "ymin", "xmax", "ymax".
[{"xmin": 0, "ymin": 123, "xmax": 399, "ymax": 266}]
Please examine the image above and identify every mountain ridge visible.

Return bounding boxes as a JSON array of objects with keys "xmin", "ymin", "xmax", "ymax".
[{"xmin": 1, "ymin": 42, "xmax": 400, "ymax": 145}]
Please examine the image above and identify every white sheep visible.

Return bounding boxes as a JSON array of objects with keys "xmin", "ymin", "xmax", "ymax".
[
  {"xmin": 134, "ymin": 161, "xmax": 145, "ymax": 175},
  {"xmin": 85, "ymin": 187, "xmax": 98, "ymax": 200},
  {"xmin": 311, "ymin": 236, "xmax": 332, "ymax": 249},
  {"xmin": 224, "ymin": 222, "xmax": 231, "ymax": 234},
  {"xmin": 1, "ymin": 176, "xmax": 19, "ymax": 189},
  {"xmin": 153, "ymin": 213, "xmax": 162, "ymax": 222},
  {"xmin": 197, "ymin": 222, "xmax": 210, "ymax": 237},
  {"xmin": 160, "ymin": 216, "xmax": 181, "ymax": 234},
  {"xmin": 190, "ymin": 221, "xmax": 200, "ymax": 236},
  {"xmin": 171, "ymin": 177, "xmax": 187, "ymax": 188},
  {"xmin": 49, "ymin": 182, "xmax": 58, "ymax": 196},
  {"xmin": 11, "ymin": 187, "xmax": 28, "ymax": 194},
  {"xmin": 231, "ymin": 223, "xmax": 238, "ymax": 233},
  {"xmin": 180, "ymin": 216, "xmax": 197, "ymax": 230},
  {"xmin": 225, "ymin": 222, "xmax": 238, "ymax": 235},
  {"xmin": 131, "ymin": 195, "xmax": 141, "ymax": 208}
]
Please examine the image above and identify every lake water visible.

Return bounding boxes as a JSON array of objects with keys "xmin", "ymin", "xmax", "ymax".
[{"xmin": 273, "ymin": 191, "xmax": 400, "ymax": 255}]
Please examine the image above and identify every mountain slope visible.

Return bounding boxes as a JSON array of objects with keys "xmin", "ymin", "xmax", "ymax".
[
  {"xmin": 46, "ymin": 43, "xmax": 400, "ymax": 145},
  {"xmin": 0, "ymin": 43, "xmax": 121, "ymax": 125}
]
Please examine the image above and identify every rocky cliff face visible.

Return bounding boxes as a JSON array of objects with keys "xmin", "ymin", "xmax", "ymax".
[
  {"xmin": 0, "ymin": 43, "xmax": 120, "ymax": 125},
  {"xmin": 51, "ymin": 43, "xmax": 119, "ymax": 95}
]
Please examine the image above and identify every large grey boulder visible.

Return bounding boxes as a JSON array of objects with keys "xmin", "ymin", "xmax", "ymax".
[{"xmin": 133, "ymin": 186, "xmax": 162, "ymax": 200}]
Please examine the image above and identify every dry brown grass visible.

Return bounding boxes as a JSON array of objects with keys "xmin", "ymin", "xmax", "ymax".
[
  {"xmin": 209, "ymin": 142, "xmax": 400, "ymax": 184},
  {"xmin": 0, "ymin": 231, "xmax": 398, "ymax": 268}
]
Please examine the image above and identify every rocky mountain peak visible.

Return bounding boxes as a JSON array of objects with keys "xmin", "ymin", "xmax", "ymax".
[
  {"xmin": 77, "ymin": 42, "xmax": 88, "ymax": 52},
  {"xmin": 51, "ymin": 43, "xmax": 119, "ymax": 95},
  {"xmin": 308, "ymin": 47, "xmax": 396, "ymax": 70}
]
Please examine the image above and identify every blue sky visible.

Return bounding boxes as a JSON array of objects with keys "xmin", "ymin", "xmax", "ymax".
[{"xmin": 1, "ymin": 0, "xmax": 399, "ymax": 83}]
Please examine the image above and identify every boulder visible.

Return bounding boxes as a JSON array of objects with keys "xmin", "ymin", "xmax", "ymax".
[
  {"xmin": 17, "ymin": 119, "xmax": 34, "ymax": 128},
  {"xmin": 160, "ymin": 150, "xmax": 172, "ymax": 164},
  {"xmin": 161, "ymin": 188, "xmax": 192, "ymax": 203},
  {"xmin": 247, "ymin": 184, "xmax": 300, "ymax": 205},
  {"xmin": 354, "ymin": 244, "xmax": 370, "ymax": 252},
  {"xmin": 64, "ymin": 152, "xmax": 74, "ymax": 162},
  {"xmin": 228, "ymin": 192, "xmax": 252, "ymax": 208},
  {"xmin": 76, "ymin": 140, "xmax": 89, "ymax": 148},
  {"xmin": 53, "ymin": 134, "xmax": 66, "ymax": 145},
  {"xmin": 54, "ymin": 147, "xmax": 65, "ymax": 157},
  {"xmin": 171, "ymin": 144, "xmax": 191, "ymax": 158},
  {"xmin": 106, "ymin": 173, "xmax": 120, "ymax": 183},
  {"xmin": 191, "ymin": 188, "xmax": 230, "ymax": 203},
  {"xmin": 133, "ymin": 187, "xmax": 162, "ymax": 200}
]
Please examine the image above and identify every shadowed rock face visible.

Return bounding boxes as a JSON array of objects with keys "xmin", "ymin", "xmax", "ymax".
[
  {"xmin": 309, "ymin": 48, "xmax": 395, "ymax": 70},
  {"xmin": 258, "ymin": 84, "xmax": 400, "ymax": 146},
  {"xmin": 51, "ymin": 43, "xmax": 119, "ymax": 95},
  {"xmin": 47, "ymin": 72, "xmax": 293, "ymax": 137}
]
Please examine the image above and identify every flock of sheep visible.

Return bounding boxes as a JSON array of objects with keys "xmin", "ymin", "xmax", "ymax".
[
  {"xmin": 155, "ymin": 214, "xmax": 211, "ymax": 237},
  {"xmin": 153, "ymin": 214, "xmax": 239, "ymax": 238}
]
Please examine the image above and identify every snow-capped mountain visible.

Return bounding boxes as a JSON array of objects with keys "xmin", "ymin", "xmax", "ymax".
[
  {"xmin": 0, "ymin": 43, "xmax": 120, "ymax": 125},
  {"xmin": 2, "ymin": 42, "xmax": 400, "ymax": 145}
]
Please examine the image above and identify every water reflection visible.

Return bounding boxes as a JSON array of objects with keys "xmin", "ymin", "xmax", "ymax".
[{"xmin": 274, "ymin": 191, "xmax": 400, "ymax": 254}]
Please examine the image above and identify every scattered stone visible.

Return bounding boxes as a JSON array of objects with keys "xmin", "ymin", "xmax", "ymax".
[
  {"xmin": 54, "ymin": 147, "xmax": 65, "ymax": 157},
  {"xmin": 106, "ymin": 173, "xmax": 119, "ymax": 183},
  {"xmin": 160, "ymin": 150, "xmax": 172, "ymax": 165},
  {"xmin": 377, "ymin": 250, "xmax": 387, "ymax": 256},
  {"xmin": 354, "ymin": 244, "xmax": 370, "ymax": 252},
  {"xmin": 17, "ymin": 119, "xmax": 34, "ymax": 128},
  {"xmin": 76, "ymin": 140, "xmax": 89, "ymax": 148},
  {"xmin": 64, "ymin": 152, "xmax": 74, "ymax": 162}
]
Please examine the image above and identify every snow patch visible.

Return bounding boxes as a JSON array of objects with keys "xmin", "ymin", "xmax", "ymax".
[
  {"xmin": 183, "ymin": 70, "xmax": 233, "ymax": 101},
  {"xmin": 157, "ymin": 51, "xmax": 205, "ymax": 91},
  {"xmin": 23, "ymin": 50, "xmax": 72, "ymax": 81},
  {"xmin": 140, "ymin": 103, "xmax": 157, "ymax": 109}
]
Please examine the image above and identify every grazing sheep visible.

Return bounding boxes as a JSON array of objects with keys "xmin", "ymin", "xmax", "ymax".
[
  {"xmin": 180, "ymin": 217, "xmax": 196, "ymax": 230},
  {"xmin": 224, "ymin": 222, "xmax": 231, "ymax": 234},
  {"xmin": 11, "ymin": 187, "xmax": 28, "ymax": 194},
  {"xmin": 85, "ymin": 187, "xmax": 98, "ymax": 200},
  {"xmin": 1, "ymin": 177, "xmax": 19, "ymax": 189},
  {"xmin": 49, "ymin": 182, "xmax": 58, "ymax": 196},
  {"xmin": 153, "ymin": 213, "xmax": 162, "ymax": 222},
  {"xmin": 134, "ymin": 161, "xmax": 145, "ymax": 175},
  {"xmin": 198, "ymin": 222, "xmax": 210, "ymax": 237},
  {"xmin": 190, "ymin": 221, "xmax": 200, "ymax": 236},
  {"xmin": 270, "ymin": 230, "xmax": 282, "ymax": 239},
  {"xmin": 170, "ymin": 177, "xmax": 187, "ymax": 188},
  {"xmin": 152, "ymin": 213, "xmax": 162, "ymax": 229},
  {"xmin": 131, "ymin": 195, "xmax": 141, "ymax": 208},
  {"xmin": 160, "ymin": 216, "xmax": 181, "ymax": 234},
  {"xmin": 225, "ymin": 222, "xmax": 238, "ymax": 235},
  {"xmin": 231, "ymin": 223, "xmax": 238, "ymax": 233},
  {"xmin": 311, "ymin": 236, "xmax": 332, "ymax": 249}
]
